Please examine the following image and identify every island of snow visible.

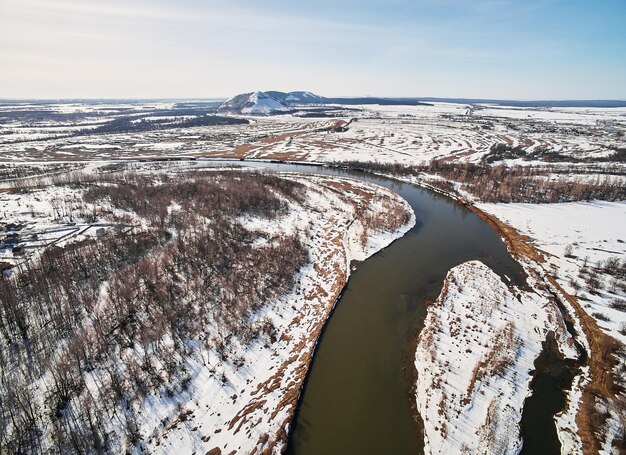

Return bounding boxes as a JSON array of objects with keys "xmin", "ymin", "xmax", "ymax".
[{"xmin": 414, "ymin": 260, "xmax": 573, "ymax": 454}]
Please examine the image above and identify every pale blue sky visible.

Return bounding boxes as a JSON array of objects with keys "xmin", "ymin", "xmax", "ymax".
[{"xmin": 1, "ymin": 0, "xmax": 625, "ymax": 99}]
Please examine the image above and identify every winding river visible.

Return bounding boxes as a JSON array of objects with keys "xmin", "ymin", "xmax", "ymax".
[{"xmin": 198, "ymin": 160, "xmax": 563, "ymax": 454}]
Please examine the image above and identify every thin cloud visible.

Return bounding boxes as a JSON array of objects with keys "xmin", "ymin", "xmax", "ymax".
[{"xmin": 1, "ymin": 0, "xmax": 624, "ymax": 98}]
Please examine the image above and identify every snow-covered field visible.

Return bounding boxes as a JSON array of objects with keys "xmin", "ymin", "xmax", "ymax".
[
  {"xmin": 2, "ymin": 101, "xmax": 624, "ymax": 165},
  {"xmin": 478, "ymin": 201, "xmax": 626, "ymax": 344}
]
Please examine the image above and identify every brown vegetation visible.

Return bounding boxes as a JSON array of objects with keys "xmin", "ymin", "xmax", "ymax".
[
  {"xmin": 465, "ymin": 323, "xmax": 522, "ymax": 404},
  {"xmin": 472, "ymin": 202, "xmax": 625, "ymax": 453},
  {"xmin": 470, "ymin": 202, "xmax": 626, "ymax": 453},
  {"xmin": 546, "ymin": 276, "xmax": 626, "ymax": 454},
  {"xmin": 0, "ymin": 171, "xmax": 309, "ymax": 453},
  {"xmin": 335, "ymin": 159, "xmax": 626, "ymax": 203}
]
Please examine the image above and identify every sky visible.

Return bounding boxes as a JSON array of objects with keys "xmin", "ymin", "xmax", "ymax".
[{"xmin": 1, "ymin": 0, "xmax": 625, "ymax": 100}]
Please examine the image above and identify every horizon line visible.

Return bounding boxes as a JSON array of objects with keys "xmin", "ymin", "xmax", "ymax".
[{"xmin": 1, "ymin": 95, "xmax": 626, "ymax": 103}]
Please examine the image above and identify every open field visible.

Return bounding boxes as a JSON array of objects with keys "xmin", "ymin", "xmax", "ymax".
[{"xmin": 2, "ymin": 101, "xmax": 624, "ymax": 166}]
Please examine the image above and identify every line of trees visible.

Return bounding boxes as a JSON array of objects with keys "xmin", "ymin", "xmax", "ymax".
[{"xmin": 335, "ymin": 159, "xmax": 626, "ymax": 203}]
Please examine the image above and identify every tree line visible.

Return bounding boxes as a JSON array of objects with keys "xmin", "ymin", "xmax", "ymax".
[{"xmin": 334, "ymin": 159, "xmax": 626, "ymax": 203}]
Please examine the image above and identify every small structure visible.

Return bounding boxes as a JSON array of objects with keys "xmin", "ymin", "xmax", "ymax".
[{"xmin": 96, "ymin": 227, "xmax": 106, "ymax": 238}]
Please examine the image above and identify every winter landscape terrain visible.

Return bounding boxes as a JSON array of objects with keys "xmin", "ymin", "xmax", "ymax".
[{"xmin": 1, "ymin": 94, "xmax": 625, "ymax": 454}]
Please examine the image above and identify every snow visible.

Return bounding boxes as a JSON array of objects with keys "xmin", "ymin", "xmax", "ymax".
[
  {"xmin": 218, "ymin": 91, "xmax": 290, "ymax": 115},
  {"xmin": 134, "ymin": 141, "xmax": 184, "ymax": 150},
  {"xmin": 478, "ymin": 201, "xmax": 626, "ymax": 343},
  {"xmin": 4, "ymin": 101, "xmax": 623, "ymax": 165},
  {"xmin": 285, "ymin": 91, "xmax": 320, "ymax": 102},
  {"xmin": 0, "ymin": 185, "xmax": 110, "ymax": 264},
  {"xmin": 242, "ymin": 92, "xmax": 290, "ymax": 115},
  {"xmin": 2, "ymin": 98, "xmax": 625, "ymax": 452},
  {"xmin": 555, "ymin": 365, "xmax": 589, "ymax": 454},
  {"xmin": 476, "ymin": 200, "xmax": 626, "ymax": 452},
  {"xmin": 0, "ymin": 168, "xmax": 414, "ymax": 454},
  {"xmin": 135, "ymin": 174, "xmax": 415, "ymax": 454},
  {"xmin": 414, "ymin": 261, "xmax": 570, "ymax": 455}
]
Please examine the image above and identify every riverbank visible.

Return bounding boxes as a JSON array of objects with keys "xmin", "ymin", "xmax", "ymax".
[
  {"xmin": 402, "ymin": 172, "xmax": 625, "ymax": 453},
  {"xmin": 324, "ymin": 164, "xmax": 624, "ymax": 453},
  {"xmin": 176, "ymin": 174, "xmax": 416, "ymax": 454},
  {"xmin": 219, "ymin": 160, "xmax": 599, "ymax": 453},
  {"xmin": 11, "ymin": 156, "xmax": 618, "ymax": 453},
  {"xmin": 0, "ymin": 168, "xmax": 415, "ymax": 454},
  {"xmin": 477, "ymin": 202, "xmax": 626, "ymax": 454}
]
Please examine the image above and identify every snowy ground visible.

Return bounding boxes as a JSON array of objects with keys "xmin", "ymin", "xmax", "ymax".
[
  {"xmin": 2, "ymin": 101, "xmax": 624, "ymax": 165},
  {"xmin": 2, "ymin": 99, "xmax": 624, "ymax": 453},
  {"xmin": 0, "ymin": 169, "xmax": 415, "ymax": 454},
  {"xmin": 0, "ymin": 184, "xmax": 121, "ymax": 266},
  {"xmin": 414, "ymin": 260, "xmax": 575, "ymax": 455},
  {"xmin": 478, "ymin": 201, "xmax": 626, "ymax": 344},
  {"xmin": 141, "ymin": 174, "xmax": 415, "ymax": 454}
]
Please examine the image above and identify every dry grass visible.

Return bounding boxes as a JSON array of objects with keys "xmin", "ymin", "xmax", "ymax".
[
  {"xmin": 546, "ymin": 276, "xmax": 625, "ymax": 454},
  {"xmin": 465, "ymin": 322, "xmax": 521, "ymax": 403}
]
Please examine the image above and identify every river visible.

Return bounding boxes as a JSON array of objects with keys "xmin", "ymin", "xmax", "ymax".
[{"xmin": 196, "ymin": 159, "xmax": 565, "ymax": 455}]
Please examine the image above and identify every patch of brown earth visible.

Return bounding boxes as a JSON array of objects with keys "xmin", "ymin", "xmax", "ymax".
[
  {"xmin": 318, "ymin": 179, "xmax": 375, "ymax": 204},
  {"xmin": 262, "ymin": 152, "xmax": 308, "ymax": 161},
  {"xmin": 463, "ymin": 204, "xmax": 547, "ymax": 265},
  {"xmin": 243, "ymin": 178, "xmax": 412, "ymax": 453},
  {"xmin": 306, "ymin": 140, "xmax": 340, "ymax": 150},
  {"xmin": 259, "ymin": 233, "xmax": 348, "ymax": 451},
  {"xmin": 259, "ymin": 132, "xmax": 297, "ymax": 145},
  {"xmin": 499, "ymin": 135, "xmax": 514, "ymax": 146},
  {"xmin": 229, "ymin": 144, "xmax": 257, "ymax": 158}
]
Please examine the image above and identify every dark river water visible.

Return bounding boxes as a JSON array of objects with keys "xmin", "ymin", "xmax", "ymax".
[{"xmin": 196, "ymin": 160, "xmax": 565, "ymax": 455}]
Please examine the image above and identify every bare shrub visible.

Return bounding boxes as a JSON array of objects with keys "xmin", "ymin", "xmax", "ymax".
[
  {"xmin": 609, "ymin": 299, "xmax": 626, "ymax": 312},
  {"xmin": 592, "ymin": 312, "xmax": 611, "ymax": 322}
]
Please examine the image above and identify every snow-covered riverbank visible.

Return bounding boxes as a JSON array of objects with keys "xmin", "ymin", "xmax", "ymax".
[
  {"xmin": 477, "ymin": 201, "xmax": 626, "ymax": 453},
  {"xmin": 478, "ymin": 201, "xmax": 626, "ymax": 344},
  {"xmin": 138, "ymin": 175, "xmax": 415, "ymax": 454},
  {"xmin": 0, "ymin": 169, "xmax": 414, "ymax": 455}
]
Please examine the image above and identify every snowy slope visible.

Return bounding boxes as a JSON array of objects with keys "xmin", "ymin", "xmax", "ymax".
[
  {"xmin": 218, "ymin": 91, "xmax": 291, "ymax": 115},
  {"xmin": 284, "ymin": 91, "xmax": 323, "ymax": 103}
]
